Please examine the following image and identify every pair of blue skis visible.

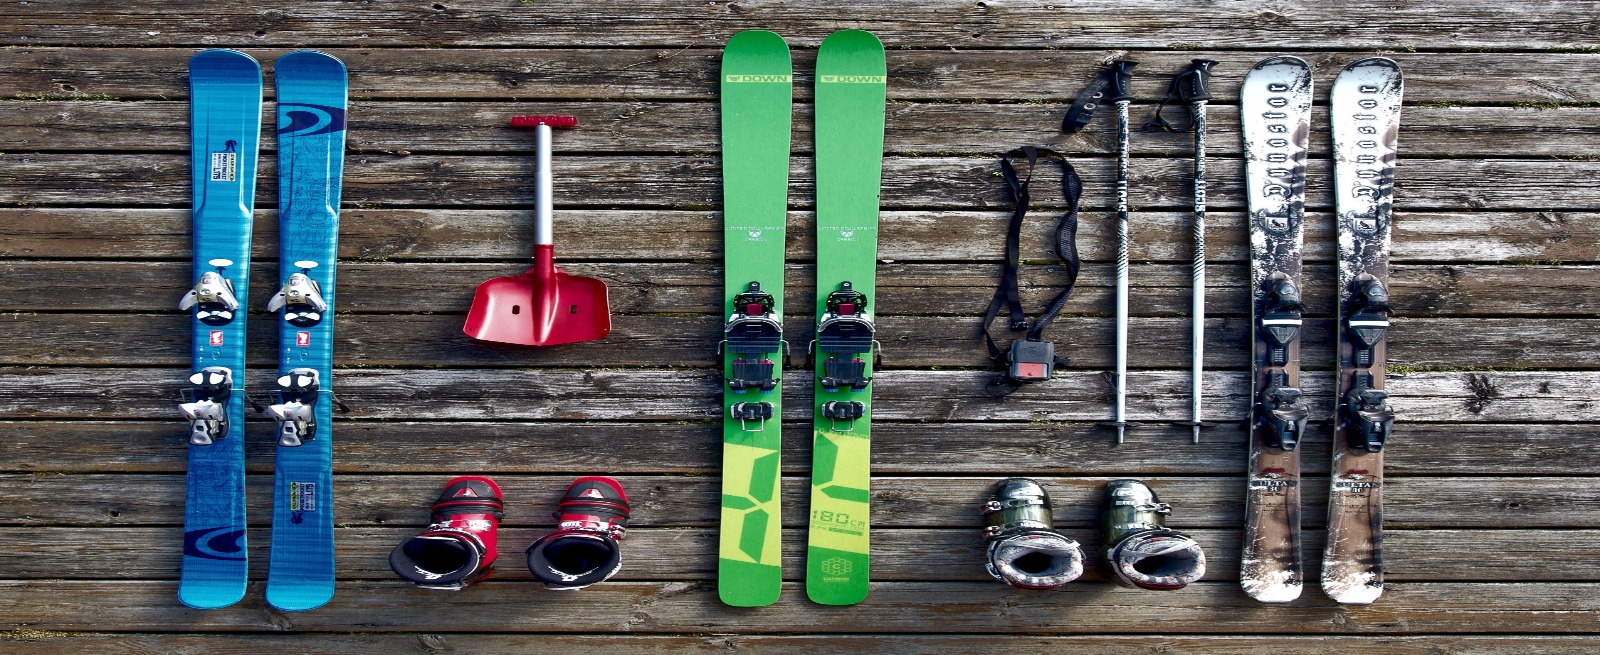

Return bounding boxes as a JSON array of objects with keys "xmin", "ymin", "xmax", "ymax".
[{"xmin": 179, "ymin": 49, "xmax": 347, "ymax": 611}]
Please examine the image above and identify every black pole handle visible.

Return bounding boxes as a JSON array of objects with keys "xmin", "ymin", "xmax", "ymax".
[
  {"xmin": 1109, "ymin": 59, "xmax": 1139, "ymax": 102},
  {"xmin": 1178, "ymin": 59, "xmax": 1218, "ymax": 104}
]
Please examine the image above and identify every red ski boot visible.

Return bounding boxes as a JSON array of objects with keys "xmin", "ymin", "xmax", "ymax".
[
  {"xmin": 389, "ymin": 476, "xmax": 504, "ymax": 590},
  {"xmin": 526, "ymin": 476, "xmax": 630, "ymax": 590}
]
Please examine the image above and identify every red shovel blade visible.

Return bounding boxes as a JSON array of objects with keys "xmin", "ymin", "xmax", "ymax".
[{"xmin": 464, "ymin": 245, "xmax": 611, "ymax": 346}]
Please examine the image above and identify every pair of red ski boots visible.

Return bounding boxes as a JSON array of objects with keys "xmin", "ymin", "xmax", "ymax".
[{"xmin": 389, "ymin": 476, "xmax": 630, "ymax": 591}]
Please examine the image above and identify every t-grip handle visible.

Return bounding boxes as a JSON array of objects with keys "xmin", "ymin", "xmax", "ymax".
[{"xmin": 510, "ymin": 116, "xmax": 578, "ymax": 246}]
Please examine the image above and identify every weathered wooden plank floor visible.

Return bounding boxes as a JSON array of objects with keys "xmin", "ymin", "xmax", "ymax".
[{"xmin": 3, "ymin": 1, "xmax": 1597, "ymax": 652}]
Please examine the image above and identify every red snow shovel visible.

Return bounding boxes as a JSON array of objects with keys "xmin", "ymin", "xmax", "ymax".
[{"xmin": 464, "ymin": 116, "xmax": 611, "ymax": 346}]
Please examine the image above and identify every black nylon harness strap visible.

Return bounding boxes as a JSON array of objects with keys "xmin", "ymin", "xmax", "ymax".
[
  {"xmin": 979, "ymin": 147, "xmax": 1083, "ymax": 361},
  {"xmin": 1061, "ymin": 68, "xmax": 1114, "ymax": 134}
]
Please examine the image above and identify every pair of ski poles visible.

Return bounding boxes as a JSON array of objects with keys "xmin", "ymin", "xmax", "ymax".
[{"xmin": 1088, "ymin": 60, "xmax": 1216, "ymax": 443}]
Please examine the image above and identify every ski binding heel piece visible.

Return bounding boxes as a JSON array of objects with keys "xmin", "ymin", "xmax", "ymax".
[
  {"xmin": 821, "ymin": 400, "xmax": 865, "ymax": 432},
  {"xmin": 267, "ymin": 263, "xmax": 328, "ymax": 328},
  {"xmin": 179, "ymin": 366, "xmax": 234, "ymax": 445},
  {"xmin": 1342, "ymin": 372, "xmax": 1394, "ymax": 453},
  {"xmin": 814, "ymin": 282, "xmax": 876, "ymax": 392},
  {"xmin": 1006, "ymin": 339, "xmax": 1056, "ymax": 382},
  {"xmin": 730, "ymin": 401, "xmax": 774, "ymax": 432},
  {"xmin": 179, "ymin": 262, "xmax": 241, "ymax": 326},
  {"xmin": 722, "ymin": 281, "xmax": 784, "ymax": 393},
  {"xmin": 268, "ymin": 368, "xmax": 320, "ymax": 447},
  {"xmin": 1257, "ymin": 371, "xmax": 1308, "ymax": 451}
]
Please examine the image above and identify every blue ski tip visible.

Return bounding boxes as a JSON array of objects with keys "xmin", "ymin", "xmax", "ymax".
[
  {"xmin": 265, "ymin": 584, "xmax": 335, "ymax": 612},
  {"xmin": 189, "ymin": 49, "xmax": 261, "ymax": 84},
  {"xmin": 178, "ymin": 580, "xmax": 247, "ymax": 610},
  {"xmin": 190, "ymin": 49, "xmax": 259, "ymax": 68},
  {"xmin": 275, "ymin": 50, "xmax": 348, "ymax": 79}
]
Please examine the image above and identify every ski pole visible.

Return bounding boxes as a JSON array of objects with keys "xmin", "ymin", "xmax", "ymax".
[
  {"xmin": 1109, "ymin": 59, "xmax": 1137, "ymax": 444},
  {"xmin": 1147, "ymin": 59, "xmax": 1218, "ymax": 443},
  {"xmin": 1185, "ymin": 61, "xmax": 1216, "ymax": 443}
]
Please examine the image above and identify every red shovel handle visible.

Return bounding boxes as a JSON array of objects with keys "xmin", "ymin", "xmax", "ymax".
[{"xmin": 511, "ymin": 115, "xmax": 578, "ymax": 128}]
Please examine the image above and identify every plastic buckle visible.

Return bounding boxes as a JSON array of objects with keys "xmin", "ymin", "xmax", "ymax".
[{"xmin": 1006, "ymin": 339, "xmax": 1056, "ymax": 382}]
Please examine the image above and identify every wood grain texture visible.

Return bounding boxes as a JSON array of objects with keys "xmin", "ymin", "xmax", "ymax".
[
  {"xmin": 0, "ymin": 367, "xmax": 1591, "ymax": 423},
  {"xmin": 2, "ymin": 526, "xmax": 1591, "ymax": 582},
  {"xmin": 4, "ymin": 208, "xmax": 1593, "ymax": 263},
  {"xmin": 1, "ymin": 474, "xmax": 1591, "ymax": 530},
  {"xmin": 4, "ymin": 634, "xmax": 1598, "ymax": 655},
  {"xmin": 5, "ymin": 634, "xmax": 1600, "ymax": 655},
  {"xmin": 1, "ymin": 0, "xmax": 1596, "ymax": 644},
  {"xmin": 4, "ymin": 6, "xmax": 1599, "ymax": 50},
  {"xmin": 7, "ymin": 420, "xmax": 1596, "ymax": 476},
  {"xmin": 8, "ymin": 153, "xmax": 1600, "ymax": 211},
  {"xmin": 5, "ymin": 261, "xmax": 1597, "ymax": 317},
  {"xmin": 9, "ymin": 100, "xmax": 1600, "ymax": 158},
  {"xmin": 2, "ymin": 580, "xmax": 1599, "ymax": 634}
]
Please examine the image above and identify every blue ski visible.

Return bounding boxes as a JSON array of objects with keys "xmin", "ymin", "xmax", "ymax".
[
  {"xmin": 178, "ymin": 49, "xmax": 261, "ymax": 610},
  {"xmin": 264, "ymin": 50, "xmax": 348, "ymax": 612}
]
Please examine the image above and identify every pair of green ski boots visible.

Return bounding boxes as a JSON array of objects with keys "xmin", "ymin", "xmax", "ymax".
[{"xmin": 982, "ymin": 478, "xmax": 1206, "ymax": 590}]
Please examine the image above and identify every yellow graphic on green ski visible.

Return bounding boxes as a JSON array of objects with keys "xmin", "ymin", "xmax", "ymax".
[
  {"xmin": 806, "ymin": 29, "xmax": 885, "ymax": 606},
  {"xmin": 718, "ymin": 30, "xmax": 792, "ymax": 607}
]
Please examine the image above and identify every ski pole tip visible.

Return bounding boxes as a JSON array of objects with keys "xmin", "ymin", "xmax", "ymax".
[{"xmin": 510, "ymin": 115, "xmax": 578, "ymax": 128}]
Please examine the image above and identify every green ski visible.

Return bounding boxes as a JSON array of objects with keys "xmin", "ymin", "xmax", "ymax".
[
  {"xmin": 806, "ymin": 29, "xmax": 885, "ymax": 606},
  {"xmin": 717, "ymin": 30, "xmax": 792, "ymax": 607}
]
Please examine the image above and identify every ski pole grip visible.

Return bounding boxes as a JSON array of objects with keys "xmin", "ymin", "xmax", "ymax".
[
  {"xmin": 1179, "ymin": 59, "xmax": 1218, "ymax": 103},
  {"xmin": 1109, "ymin": 60, "xmax": 1139, "ymax": 103},
  {"xmin": 511, "ymin": 115, "xmax": 578, "ymax": 128}
]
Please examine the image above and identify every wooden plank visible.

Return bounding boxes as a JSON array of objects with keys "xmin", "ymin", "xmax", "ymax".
[
  {"xmin": 8, "ymin": 100, "xmax": 1598, "ymax": 158},
  {"xmin": 1, "ymin": 580, "xmax": 1597, "ymax": 634},
  {"xmin": 4, "ymin": 6, "xmax": 1597, "ymax": 51},
  {"xmin": 5, "ymin": 633, "xmax": 1598, "ymax": 655},
  {"xmin": 2, "ymin": 474, "xmax": 1592, "ymax": 531},
  {"xmin": 5, "ymin": 420, "xmax": 1595, "ymax": 476},
  {"xmin": 5, "ymin": 261, "xmax": 1596, "ymax": 317},
  {"xmin": 6, "ymin": 154, "xmax": 1600, "ymax": 211},
  {"xmin": 2, "ymin": 526, "xmax": 1589, "ymax": 583},
  {"xmin": 0, "ymin": 367, "xmax": 1590, "ymax": 423},
  {"xmin": 4, "ymin": 208, "xmax": 1592, "ymax": 264},
  {"xmin": 6, "ymin": 313, "xmax": 1599, "ymax": 372}
]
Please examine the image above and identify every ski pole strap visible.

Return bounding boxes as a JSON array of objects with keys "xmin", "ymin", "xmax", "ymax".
[
  {"xmin": 1063, "ymin": 60, "xmax": 1138, "ymax": 134},
  {"xmin": 1145, "ymin": 59, "xmax": 1218, "ymax": 133},
  {"xmin": 979, "ymin": 147, "xmax": 1083, "ymax": 361}
]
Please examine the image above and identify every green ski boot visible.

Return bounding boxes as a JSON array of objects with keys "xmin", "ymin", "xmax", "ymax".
[
  {"xmin": 1101, "ymin": 479, "xmax": 1206, "ymax": 590},
  {"xmin": 981, "ymin": 478, "xmax": 1084, "ymax": 589}
]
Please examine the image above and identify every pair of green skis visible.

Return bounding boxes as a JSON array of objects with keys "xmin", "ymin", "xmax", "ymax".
[{"xmin": 717, "ymin": 30, "xmax": 886, "ymax": 607}]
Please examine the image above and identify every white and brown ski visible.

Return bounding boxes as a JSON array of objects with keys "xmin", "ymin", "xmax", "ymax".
[
  {"xmin": 1322, "ymin": 57, "xmax": 1402, "ymax": 605},
  {"xmin": 1239, "ymin": 56, "xmax": 1313, "ymax": 604}
]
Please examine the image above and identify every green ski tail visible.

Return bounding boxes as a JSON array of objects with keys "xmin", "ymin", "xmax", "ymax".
[
  {"xmin": 806, "ymin": 29, "xmax": 885, "ymax": 607},
  {"xmin": 718, "ymin": 30, "xmax": 792, "ymax": 608}
]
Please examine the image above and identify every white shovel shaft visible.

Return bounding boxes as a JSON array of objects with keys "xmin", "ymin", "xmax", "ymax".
[{"xmin": 535, "ymin": 123, "xmax": 553, "ymax": 246}]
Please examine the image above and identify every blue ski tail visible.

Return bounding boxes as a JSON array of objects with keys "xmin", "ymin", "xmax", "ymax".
[
  {"xmin": 265, "ymin": 50, "xmax": 347, "ymax": 612},
  {"xmin": 180, "ymin": 48, "xmax": 262, "ymax": 611}
]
